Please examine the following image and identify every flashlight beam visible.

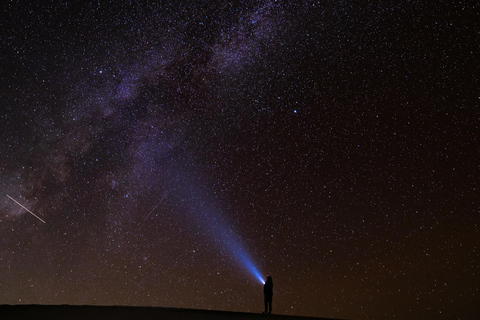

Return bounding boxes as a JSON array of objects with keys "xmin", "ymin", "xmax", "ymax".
[{"xmin": 7, "ymin": 195, "xmax": 46, "ymax": 224}]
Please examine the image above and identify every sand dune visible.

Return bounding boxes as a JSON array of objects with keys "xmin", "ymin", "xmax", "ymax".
[{"xmin": 0, "ymin": 305, "xmax": 345, "ymax": 320}]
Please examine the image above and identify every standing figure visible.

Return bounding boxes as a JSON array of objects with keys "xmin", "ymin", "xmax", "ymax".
[{"xmin": 263, "ymin": 275, "xmax": 273, "ymax": 314}]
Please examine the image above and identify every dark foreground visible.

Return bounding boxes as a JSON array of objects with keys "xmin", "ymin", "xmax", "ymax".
[{"xmin": 0, "ymin": 305, "xmax": 345, "ymax": 320}]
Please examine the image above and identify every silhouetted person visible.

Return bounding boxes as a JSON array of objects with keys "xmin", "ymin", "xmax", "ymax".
[{"xmin": 263, "ymin": 275, "xmax": 273, "ymax": 314}]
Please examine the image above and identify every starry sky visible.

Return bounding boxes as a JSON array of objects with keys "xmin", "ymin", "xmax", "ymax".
[{"xmin": 0, "ymin": 1, "xmax": 478, "ymax": 319}]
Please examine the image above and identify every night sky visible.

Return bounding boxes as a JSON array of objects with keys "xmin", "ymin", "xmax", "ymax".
[{"xmin": 1, "ymin": 1, "xmax": 478, "ymax": 319}]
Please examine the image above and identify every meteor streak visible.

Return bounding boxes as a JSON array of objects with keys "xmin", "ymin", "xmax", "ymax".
[
  {"xmin": 122, "ymin": 274, "xmax": 146, "ymax": 290},
  {"xmin": 142, "ymin": 192, "xmax": 168, "ymax": 223},
  {"xmin": 6, "ymin": 195, "xmax": 46, "ymax": 224}
]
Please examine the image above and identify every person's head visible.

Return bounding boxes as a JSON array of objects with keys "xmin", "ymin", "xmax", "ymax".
[{"xmin": 267, "ymin": 275, "xmax": 272, "ymax": 282}]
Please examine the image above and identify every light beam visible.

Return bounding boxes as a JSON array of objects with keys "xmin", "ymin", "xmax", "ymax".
[
  {"xmin": 6, "ymin": 195, "xmax": 46, "ymax": 224},
  {"xmin": 236, "ymin": 250, "xmax": 265, "ymax": 284},
  {"xmin": 192, "ymin": 204, "xmax": 265, "ymax": 284},
  {"xmin": 167, "ymin": 167, "xmax": 265, "ymax": 284}
]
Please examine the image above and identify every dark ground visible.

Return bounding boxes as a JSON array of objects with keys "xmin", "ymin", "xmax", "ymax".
[{"xmin": 0, "ymin": 305, "xmax": 347, "ymax": 320}]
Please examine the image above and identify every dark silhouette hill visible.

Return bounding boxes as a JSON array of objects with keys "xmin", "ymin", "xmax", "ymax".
[{"xmin": 0, "ymin": 305, "xmax": 347, "ymax": 320}]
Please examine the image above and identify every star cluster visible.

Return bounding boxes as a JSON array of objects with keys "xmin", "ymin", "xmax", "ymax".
[{"xmin": 0, "ymin": 1, "xmax": 478, "ymax": 319}]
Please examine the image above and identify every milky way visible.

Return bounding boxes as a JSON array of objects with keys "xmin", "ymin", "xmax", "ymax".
[{"xmin": 1, "ymin": 1, "xmax": 478, "ymax": 319}]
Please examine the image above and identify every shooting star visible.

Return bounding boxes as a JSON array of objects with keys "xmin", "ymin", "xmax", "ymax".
[
  {"xmin": 64, "ymin": 187, "xmax": 86, "ymax": 219},
  {"xmin": 141, "ymin": 192, "xmax": 168, "ymax": 223},
  {"xmin": 7, "ymin": 195, "xmax": 46, "ymax": 224},
  {"xmin": 122, "ymin": 273, "xmax": 146, "ymax": 291}
]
